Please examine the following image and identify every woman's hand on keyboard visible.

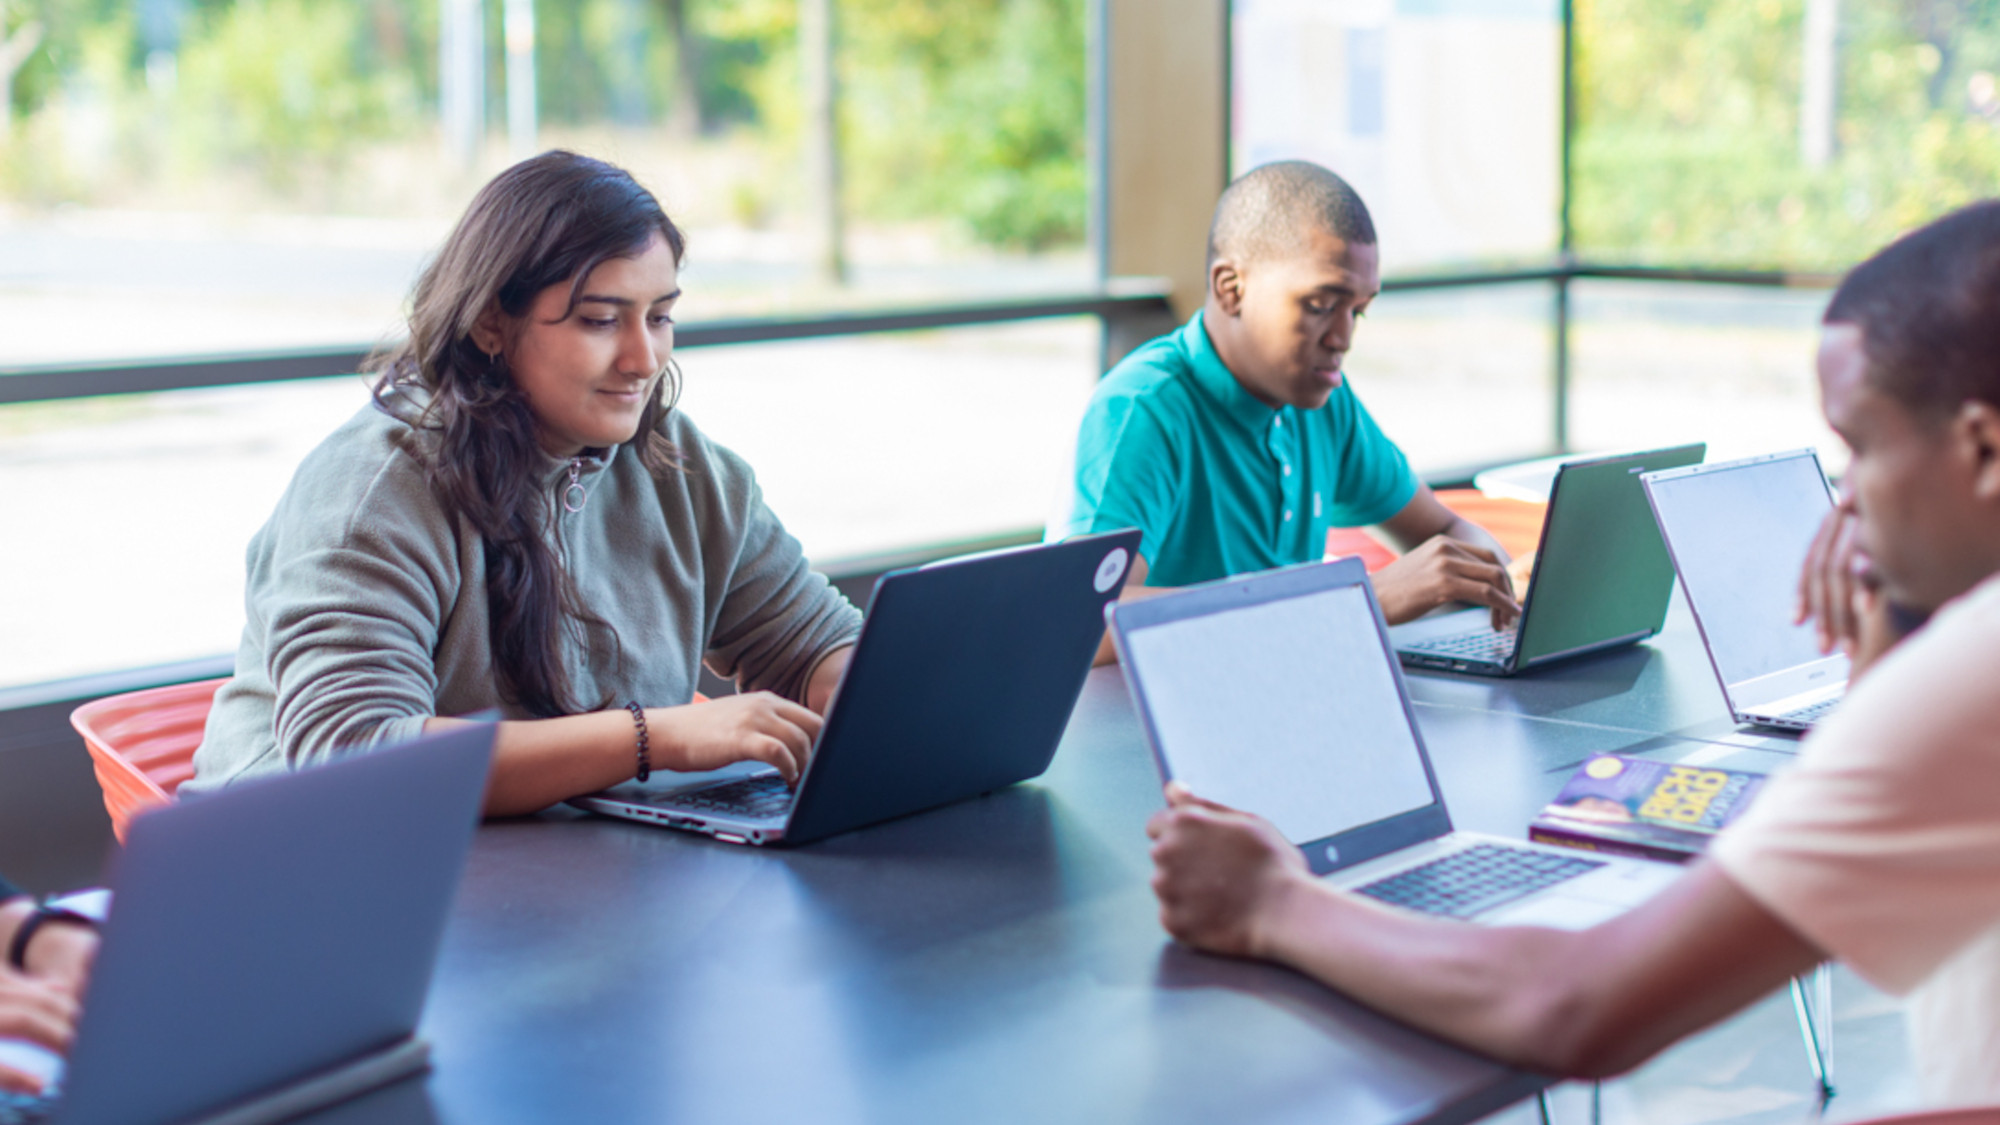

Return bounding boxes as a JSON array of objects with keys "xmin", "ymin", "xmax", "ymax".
[
  {"xmin": 0, "ymin": 967, "xmax": 77, "ymax": 1094},
  {"xmin": 651, "ymin": 693, "xmax": 823, "ymax": 785}
]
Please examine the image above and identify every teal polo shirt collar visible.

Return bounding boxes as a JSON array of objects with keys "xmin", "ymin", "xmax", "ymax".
[{"xmin": 1178, "ymin": 311, "xmax": 1291, "ymax": 437}]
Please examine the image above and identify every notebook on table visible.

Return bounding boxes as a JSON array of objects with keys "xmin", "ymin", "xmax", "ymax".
[{"xmin": 1109, "ymin": 558, "xmax": 1681, "ymax": 930}]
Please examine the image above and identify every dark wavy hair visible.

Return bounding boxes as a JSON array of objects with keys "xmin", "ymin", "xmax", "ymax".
[
  {"xmin": 369, "ymin": 150, "xmax": 686, "ymax": 717},
  {"xmin": 1824, "ymin": 199, "xmax": 2000, "ymax": 419}
]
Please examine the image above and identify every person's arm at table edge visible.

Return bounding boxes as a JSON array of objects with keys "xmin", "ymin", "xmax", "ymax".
[
  {"xmin": 424, "ymin": 644, "xmax": 855, "ymax": 818},
  {"xmin": 1151, "ymin": 790, "xmax": 1825, "ymax": 1078},
  {"xmin": 1257, "ymin": 862, "xmax": 1820, "ymax": 1075},
  {"xmin": 427, "ymin": 692, "xmax": 826, "ymax": 818}
]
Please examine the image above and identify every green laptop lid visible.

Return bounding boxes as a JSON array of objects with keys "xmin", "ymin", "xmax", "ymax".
[{"xmin": 1513, "ymin": 444, "xmax": 1706, "ymax": 666}]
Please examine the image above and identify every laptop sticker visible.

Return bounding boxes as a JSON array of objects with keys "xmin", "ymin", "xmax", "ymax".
[{"xmin": 1094, "ymin": 547, "xmax": 1129, "ymax": 593}]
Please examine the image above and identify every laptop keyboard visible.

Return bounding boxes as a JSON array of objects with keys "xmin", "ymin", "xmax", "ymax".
[
  {"xmin": 1774, "ymin": 697, "xmax": 1841, "ymax": 727},
  {"xmin": 0, "ymin": 1092, "xmax": 54, "ymax": 1125},
  {"xmin": 653, "ymin": 774, "xmax": 796, "ymax": 819},
  {"xmin": 1407, "ymin": 627, "xmax": 1518, "ymax": 665},
  {"xmin": 1355, "ymin": 844, "xmax": 1605, "ymax": 919}
]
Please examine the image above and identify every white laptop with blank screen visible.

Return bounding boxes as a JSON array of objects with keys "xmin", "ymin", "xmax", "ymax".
[
  {"xmin": 1107, "ymin": 558, "xmax": 1680, "ymax": 930},
  {"xmin": 1641, "ymin": 449, "xmax": 1849, "ymax": 731}
]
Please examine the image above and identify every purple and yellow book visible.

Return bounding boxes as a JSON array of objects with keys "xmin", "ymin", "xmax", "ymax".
[{"xmin": 1528, "ymin": 755, "xmax": 1768, "ymax": 864}]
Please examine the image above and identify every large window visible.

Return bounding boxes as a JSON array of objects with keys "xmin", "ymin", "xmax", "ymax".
[
  {"xmin": 0, "ymin": 0, "xmax": 1092, "ymax": 366},
  {"xmin": 1573, "ymin": 0, "xmax": 2000, "ymax": 270},
  {"xmin": 1232, "ymin": 0, "xmax": 1561, "ymax": 273},
  {"xmin": 0, "ymin": 0, "xmax": 1103, "ymax": 689},
  {"xmin": 1232, "ymin": 0, "xmax": 2000, "ymax": 470},
  {"xmin": 0, "ymin": 316, "xmax": 1099, "ymax": 688}
]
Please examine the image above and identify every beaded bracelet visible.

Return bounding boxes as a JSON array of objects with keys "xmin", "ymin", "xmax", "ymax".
[{"xmin": 625, "ymin": 701, "xmax": 652, "ymax": 783}]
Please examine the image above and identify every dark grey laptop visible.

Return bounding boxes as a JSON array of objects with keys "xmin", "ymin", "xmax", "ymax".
[
  {"xmin": 1389, "ymin": 444, "xmax": 1705, "ymax": 675},
  {"xmin": 571, "ymin": 529, "xmax": 1144, "ymax": 846},
  {"xmin": 1110, "ymin": 558, "xmax": 1679, "ymax": 929},
  {"xmin": 1642, "ymin": 448, "xmax": 1849, "ymax": 730},
  {"xmin": 0, "ymin": 725, "xmax": 492, "ymax": 1125}
]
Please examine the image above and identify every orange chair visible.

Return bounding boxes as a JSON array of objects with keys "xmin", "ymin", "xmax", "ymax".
[
  {"xmin": 70, "ymin": 677, "xmax": 227, "ymax": 843},
  {"xmin": 1324, "ymin": 489, "xmax": 1548, "ymax": 572}
]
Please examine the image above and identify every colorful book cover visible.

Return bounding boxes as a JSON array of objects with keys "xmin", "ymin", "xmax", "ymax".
[{"xmin": 1528, "ymin": 754, "xmax": 1769, "ymax": 864}]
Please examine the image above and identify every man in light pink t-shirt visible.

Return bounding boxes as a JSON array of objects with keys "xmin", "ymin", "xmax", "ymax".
[{"xmin": 1143, "ymin": 199, "xmax": 2000, "ymax": 1104}]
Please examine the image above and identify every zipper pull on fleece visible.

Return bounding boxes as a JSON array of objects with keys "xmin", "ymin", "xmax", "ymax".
[{"xmin": 561, "ymin": 457, "xmax": 588, "ymax": 514}]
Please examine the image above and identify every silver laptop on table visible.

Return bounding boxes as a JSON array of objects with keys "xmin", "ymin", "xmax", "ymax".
[
  {"xmin": 1109, "ymin": 558, "xmax": 1680, "ymax": 930},
  {"xmin": 1641, "ymin": 449, "xmax": 1849, "ymax": 731},
  {"xmin": 0, "ymin": 725, "xmax": 492, "ymax": 1125}
]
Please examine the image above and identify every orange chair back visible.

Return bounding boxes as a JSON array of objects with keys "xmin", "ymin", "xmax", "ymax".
[
  {"xmin": 1432, "ymin": 489, "xmax": 1548, "ymax": 561},
  {"xmin": 1323, "ymin": 489, "xmax": 1548, "ymax": 572},
  {"xmin": 70, "ymin": 678, "xmax": 227, "ymax": 843}
]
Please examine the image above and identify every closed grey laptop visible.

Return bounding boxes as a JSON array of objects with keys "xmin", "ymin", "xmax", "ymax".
[
  {"xmin": 1110, "ymin": 558, "xmax": 1680, "ymax": 930},
  {"xmin": 1642, "ymin": 449, "xmax": 1849, "ymax": 731},
  {"xmin": 571, "ymin": 529, "xmax": 1144, "ymax": 846},
  {"xmin": 0, "ymin": 725, "xmax": 492, "ymax": 1125}
]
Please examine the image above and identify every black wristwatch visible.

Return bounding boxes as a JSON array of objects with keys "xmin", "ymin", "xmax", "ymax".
[{"xmin": 7, "ymin": 899, "xmax": 98, "ymax": 972}]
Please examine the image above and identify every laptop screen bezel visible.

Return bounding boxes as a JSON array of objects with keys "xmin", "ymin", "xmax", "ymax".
[{"xmin": 1108, "ymin": 557, "xmax": 1453, "ymax": 877}]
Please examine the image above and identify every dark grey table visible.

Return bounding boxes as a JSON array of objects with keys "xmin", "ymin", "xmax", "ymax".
[{"xmin": 340, "ymin": 608, "xmax": 1784, "ymax": 1125}]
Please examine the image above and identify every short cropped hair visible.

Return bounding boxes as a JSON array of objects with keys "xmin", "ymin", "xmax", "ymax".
[
  {"xmin": 1824, "ymin": 200, "xmax": 2000, "ymax": 417},
  {"xmin": 1206, "ymin": 161, "xmax": 1377, "ymax": 268}
]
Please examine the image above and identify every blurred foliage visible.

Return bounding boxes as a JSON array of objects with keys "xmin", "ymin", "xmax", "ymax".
[
  {"xmin": 1575, "ymin": 0, "xmax": 2000, "ymax": 269},
  {"xmin": 173, "ymin": 0, "xmax": 424, "ymax": 186},
  {"xmin": 0, "ymin": 0, "xmax": 1087, "ymax": 252},
  {"xmin": 843, "ymin": 0, "xmax": 1087, "ymax": 250}
]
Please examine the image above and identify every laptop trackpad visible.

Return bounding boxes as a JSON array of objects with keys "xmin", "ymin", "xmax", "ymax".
[{"xmin": 1481, "ymin": 861, "xmax": 1681, "ymax": 930}]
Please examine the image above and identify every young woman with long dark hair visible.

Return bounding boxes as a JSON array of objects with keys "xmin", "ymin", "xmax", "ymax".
[{"xmin": 188, "ymin": 152, "xmax": 860, "ymax": 815}]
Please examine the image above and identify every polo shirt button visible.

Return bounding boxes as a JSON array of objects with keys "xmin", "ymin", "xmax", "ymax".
[
  {"xmin": 1273, "ymin": 417, "xmax": 1283, "ymax": 428},
  {"xmin": 1284, "ymin": 509, "xmax": 1294, "ymax": 521},
  {"xmin": 1282, "ymin": 463, "xmax": 1292, "ymax": 476}
]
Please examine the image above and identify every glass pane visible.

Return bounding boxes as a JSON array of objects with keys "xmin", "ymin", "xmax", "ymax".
[
  {"xmin": 0, "ymin": 317, "xmax": 1098, "ymax": 690},
  {"xmin": 0, "ymin": 376, "xmax": 378, "ymax": 687},
  {"xmin": 1231, "ymin": 0, "xmax": 1563, "ymax": 272},
  {"xmin": 1350, "ymin": 281, "xmax": 1556, "ymax": 472},
  {"xmin": 0, "ymin": 0, "xmax": 1090, "ymax": 369},
  {"xmin": 1567, "ymin": 280, "xmax": 1842, "ymax": 471},
  {"xmin": 1574, "ymin": 0, "xmax": 2000, "ymax": 270},
  {"xmin": 674, "ymin": 316, "xmax": 1100, "ymax": 558}
]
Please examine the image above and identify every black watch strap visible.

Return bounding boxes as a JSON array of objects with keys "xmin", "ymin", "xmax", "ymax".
[{"xmin": 7, "ymin": 900, "xmax": 97, "ymax": 972}]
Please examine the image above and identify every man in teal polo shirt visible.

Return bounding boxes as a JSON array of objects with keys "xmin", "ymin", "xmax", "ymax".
[{"xmin": 1052, "ymin": 161, "xmax": 1518, "ymax": 661}]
